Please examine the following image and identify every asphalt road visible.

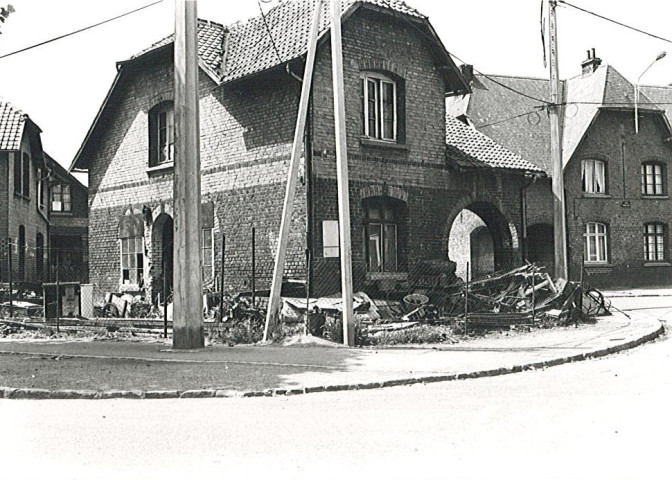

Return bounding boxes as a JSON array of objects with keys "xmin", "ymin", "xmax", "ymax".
[{"xmin": 1, "ymin": 295, "xmax": 670, "ymax": 480}]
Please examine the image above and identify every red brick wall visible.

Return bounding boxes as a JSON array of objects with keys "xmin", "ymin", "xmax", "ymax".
[
  {"xmin": 565, "ymin": 110, "xmax": 672, "ymax": 286},
  {"xmin": 84, "ymin": 8, "xmax": 527, "ymax": 297},
  {"xmin": 3, "ymin": 132, "xmax": 49, "ymax": 284}
]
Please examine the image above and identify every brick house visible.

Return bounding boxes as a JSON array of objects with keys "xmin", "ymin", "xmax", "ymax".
[
  {"xmin": 45, "ymin": 154, "xmax": 88, "ymax": 283},
  {"xmin": 71, "ymin": 0, "xmax": 542, "ymax": 302},
  {"xmin": 0, "ymin": 100, "xmax": 49, "ymax": 287},
  {"xmin": 448, "ymin": 51, "xmax": 672, "ymax": 287}
]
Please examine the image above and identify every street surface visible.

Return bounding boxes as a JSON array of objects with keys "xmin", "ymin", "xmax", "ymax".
[{"xmin": 0, "ymin": 295, "xmax": 670, "ymax": 480}]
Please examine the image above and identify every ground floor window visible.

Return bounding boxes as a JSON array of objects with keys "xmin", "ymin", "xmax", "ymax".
[
  {"xmin": 363, "ymin": 198, "xmax": 403, "ymax": 273},
  {"xmin": 121, "ymin": 236, "xmax": 144, "ymax": 286},
  {"xmin": 583, "ymin": 222, "xmax": 608, "ymax": 263},
  {"xmin": 202, "ymin": 228, "xmax": 213, "ymax": 281},
  {"xmin": 644, "ymin": 223, "xmax": 666, "ymax": 261}
]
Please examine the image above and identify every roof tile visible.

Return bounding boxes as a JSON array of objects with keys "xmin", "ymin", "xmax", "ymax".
[
  {"xmin": 0, "ymin": 99, "xmax": 26, "ymax": 151},
  {"xmin": 129, "ymin": 0, "xmax": 425, "ymax": 84},
  {"xmin": 446, "ymin": 114, "xmax": 544, "ymax": 173}
]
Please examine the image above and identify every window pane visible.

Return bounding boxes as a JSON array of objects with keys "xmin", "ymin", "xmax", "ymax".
[
  {"xmin": 368, "ymin": 224, "xmax": 382, "ymax": 272},
  {"xmin": 367, "ymin": 205, "xmax": 381, "ymax": 220},
  {"xmin": 384, "ymin": 224, "xmax": 397, "ymax": 272},
  {"xmin": 23, "ymin": 154, "xmax": 30, "ymax": 197},
  {"xmin": 382, "ymin": 81, "xmax": 395, "ymax": 140},
  {"xmin": 367, "ymin": 79, "xmax": 377, "ymax": 138}
]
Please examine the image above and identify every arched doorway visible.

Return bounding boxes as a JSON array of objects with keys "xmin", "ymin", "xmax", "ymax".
[
  {"xmin": 527, "ymin": 223, "xmax": 554, "ymax": 274},
  {"xmin": 447, "ymin": 201, "xmax": 517, "ymax": 281},
  {"xmin": 152, "ymin": 213, "xmax": 173, "ymax": 304}
]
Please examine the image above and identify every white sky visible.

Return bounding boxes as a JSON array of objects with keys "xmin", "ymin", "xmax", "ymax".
[{"xmin": 1, "ymin": 0, "xmax": 671, "ymax": 175}]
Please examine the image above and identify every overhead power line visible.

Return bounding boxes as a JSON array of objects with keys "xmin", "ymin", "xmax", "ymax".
[
  {"xmin": 557, "ymin": 0, "xmax": 672, "ymax": 44},
  {"xmin": 257, "ymin": 0, "xmax": 283, "ymax": 65},
  {"xmin": 373, "ymin": 0, "xmax": 551, "ymax": 106},
  {"xmin": 0, "ymin": 0, "xmax": 164, "ymax": 60}
]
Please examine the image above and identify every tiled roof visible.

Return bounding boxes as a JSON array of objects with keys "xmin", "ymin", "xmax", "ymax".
[
  {"xmin": 447, "ymin": 74, "xmax": 553, "ymax": 173},
  {"xmin": 445, "ymin": 114, "xmax": 544, "ymax": 173},
  {"xmin": 640, "ymin": 84, "xmax": 672, "ymax": 128},
  {"xmin": 128, "ymin": 0, "xmax": 430, "ymax": 85},
  {"xmin": 0, "ymin": 99, "xmax": 26, "ymax": 151},
  {"xmin": 448, "ymin": 63, "xmax": 665, "ymax": 175}
]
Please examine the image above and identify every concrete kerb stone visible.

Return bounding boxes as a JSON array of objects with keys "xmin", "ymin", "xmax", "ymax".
[{"xmin": 0, "ymin": 321, "xmax": 663, "ymax": 400}]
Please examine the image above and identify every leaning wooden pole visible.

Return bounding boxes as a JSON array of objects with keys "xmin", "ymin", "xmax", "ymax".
[
  {"xmin": 263, "ymin": 0, "xmax": 324, "ymax": 342},
  {"xmin": 173, "ymin": 0, "xmax": 204, "ymax": 349},
  {"xmin": 330, "ymin": 0, "xmax": 355, "ymax": 346}
]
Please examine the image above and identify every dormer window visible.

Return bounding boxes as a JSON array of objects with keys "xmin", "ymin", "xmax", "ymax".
[
  {"xmin": 149, "ymin": 102, "xmax": 174, "ymax": 167},
  {"xmin": 361, "ymin": 73, "xmax": 397, "ymax": 142}
]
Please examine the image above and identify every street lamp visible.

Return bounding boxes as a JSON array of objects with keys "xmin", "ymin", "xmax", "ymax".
[{"xmin": 635, "ymin": 51, "xmax": 666, "ymax": 134}]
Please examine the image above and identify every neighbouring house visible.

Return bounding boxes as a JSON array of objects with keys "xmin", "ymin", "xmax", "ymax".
[
  {"xmin": 0, "ymin": 99, "xmax": 49, "ymax": 288},
  {"xmin": 70, "ymin": 0, "xmax": 543, "ymax": 303},
  {"xmin": 45, "ymin": 154, "xmax": 88, "ymax": 283},
  {"xmin": 448, "ymin": 50, "xmax": 672, "ymax": 287}
]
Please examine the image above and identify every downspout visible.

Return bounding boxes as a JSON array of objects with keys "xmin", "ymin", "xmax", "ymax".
[{"xmin": 305, "ymin": 92, "xmax": 314, "ymax": 297}]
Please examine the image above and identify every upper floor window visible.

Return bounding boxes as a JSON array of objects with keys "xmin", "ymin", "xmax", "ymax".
[
  {"xmin": 37, "ymin": 168, "xmax": 45, "ymax": 208},
  {"xmin": 51, "ymin": 184, "xmax": 71, "ymax": 212},
  {"xmin": 584, "ymin": 222, "xmax": 608, "ymax": 263},
  {"xmin": 149, "ymin": 102, "xmax": 174, "ymax": 167},
  {"xmin": 363, "ymin": 198, "xmax": 403, "ymax": 272},
  {"xmin": 13, "ymin": 152, "xmax": 30, "ymax": 198},
  {"xmin": 641, "ymin": 162, "xmax": 665, "ymax": 196},
  {"xmin": 644, "ymin": 223, "xmax": 666, "ymax": 261},
  {"xmin": 361, "ymin": 73, "xmax": 397, "ymax": 142},
  {"xmin": 582, "ymin": 159, "xmax": 606, "ymax": 194}
]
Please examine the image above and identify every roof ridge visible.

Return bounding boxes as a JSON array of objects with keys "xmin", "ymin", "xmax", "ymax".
[{"xmin": 476, "ymin": 73, "xmax": 549, "ymax": 82}]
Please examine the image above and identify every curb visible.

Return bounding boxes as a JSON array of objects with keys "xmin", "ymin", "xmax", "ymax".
[{"xmin": 0, "ymin": 322, "xmax": 663, "ymax": 400}]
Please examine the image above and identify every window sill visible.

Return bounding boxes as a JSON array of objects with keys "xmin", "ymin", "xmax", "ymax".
[
  {"xmin": 644, "ymin": 262, "xmax": 671, "ymax": 268},
  {"xmin": 146, "ymin": 163, "xmax": 174, "ymax": 175},
  {"xmin": 641, "ymin": 195, "xmax": 669, "ymax": 200},
  {"xmin": 13, "ymin": 193, "xmax": 29, "ymax": 201},
  {"xmin": 581, "ymin": 193, "xmax": 611, "ymax": 199},
  {"xmin": 51, "ymin": 211, "xmax": 73, "ymax": 216},
  {"xmin": 583, "ymin": 262, "xmax": 612, "ymax": 269},
  {"xmin": 366, "ymin": 272, "xmax": 408, "ymax": 281},
  {"xmin": 360, "ymin": 137, "xmax": 408, "ymax": 151}
]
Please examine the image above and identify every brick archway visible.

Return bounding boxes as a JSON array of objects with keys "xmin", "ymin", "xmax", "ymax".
[{"xmin": 445, "ymin": 193, "xmax": 520, "ymax": 278}]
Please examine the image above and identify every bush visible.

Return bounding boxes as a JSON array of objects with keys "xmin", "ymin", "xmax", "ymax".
[
  {"xmin": 369, "ymin": 325, "xmax": 455, "ymax": 346},
  {"xmin": 322, "ymin": 314, "xmax": 367, "ymax": 346}
]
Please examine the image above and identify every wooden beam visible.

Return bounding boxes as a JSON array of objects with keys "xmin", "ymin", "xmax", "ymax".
[
  {"xmin": 548, "ymin": 0, "xmax": 568, "ymax": 280},
  {"xmin": 263, "ymin": 0, "xmax": 324, "ymax": 342},
  {"xmin": 330, "ymin": 0, "xmax": 355, "ymax": 346},
  {"xmin": 173, "ymin": 0, "xmax": 204, "ymax": 349}
]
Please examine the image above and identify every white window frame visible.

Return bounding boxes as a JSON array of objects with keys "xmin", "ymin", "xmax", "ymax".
[
  {"xmin": 641, "ymin": 163, "xmax": 665, "ymax": 196},
  {"xmin": 51, "ymin": 184, "xmax": 72, "ymax": 212},
  {"xmin": 361, "ymin": 73, "xmax": 397, "ymax": 142},
  {"xmin": 644, "ymin": 223, "xmax": 666, "ymax": 261},
  {"xmin": 582, "ymin": 159, "xmax": 606, "ymax": 194},
  {"xmin": 202, "ymin": 228, "xmax": 214, "ymax": 280},
  {"xmin": 584, "ymin": 222, "xmax": 609, "ymax": 263},
  {"xmin": 120, "ymin": 236, "xmax": 145, "ymax": 286}
]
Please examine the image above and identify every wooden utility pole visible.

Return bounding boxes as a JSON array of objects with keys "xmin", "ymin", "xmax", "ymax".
[
  {"xmin": 263, "ymin": 0, "xmax": 324, "ymax": 342},
  {"xmin": 330, "ymin": 0, "xmax": 355, "ymax": 346},
  {"xmin": 548, "ymin": 0, "xmax": 568, "ymax": 280},
  {"xmin": 173, "ymin": 0, "xmax": 204, "ymax": 349}
]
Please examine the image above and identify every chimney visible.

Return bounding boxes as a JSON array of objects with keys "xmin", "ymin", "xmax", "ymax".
[
  {"xmin": 581, "ymin": 48, "xmax": 602, "ymax": 75},
  {"xmin": 460, "ymin": 64, "xmax": 474, "ymax": 86}
]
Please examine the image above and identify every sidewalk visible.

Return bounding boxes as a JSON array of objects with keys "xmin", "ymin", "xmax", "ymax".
[{"xmin": 0, "ymin": 308, "xmax": 664, "ymax": 399}]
